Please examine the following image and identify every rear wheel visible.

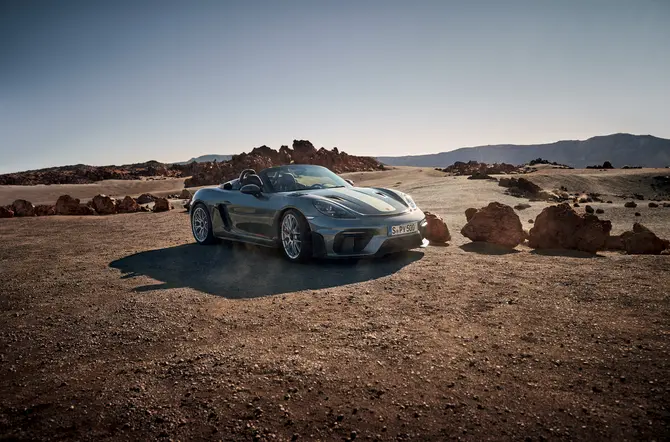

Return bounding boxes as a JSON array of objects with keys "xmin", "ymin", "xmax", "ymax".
[
  {"xmin": 280, "ymin": 209, "xmax": 312, "ymax": 262},
  {"xmin": 191, "ymin": 203, "xmax": 218, "ymax": 245}
]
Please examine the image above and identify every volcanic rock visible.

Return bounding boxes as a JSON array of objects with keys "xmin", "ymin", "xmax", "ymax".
[
  {"xmin": 460, "ymin": 202, "xmax": 525, "ymax": 248},
  {"xmin": 423, "ymin": 212, "xmax": 451, "ymax": 243},
  {"xmin": 116, "ymin": 196, "xmax": 139, "ymax": 213},
  {"xmin": 11, "ymin": 199, "xmax": 36, "ymax": 217},
  {"xmin": 467, "ymin": 172, "xmax": 495, "ymax": 180},
  {"xmin": 179, "ymin": 189, "xmax": 192, "ymax": 199},
  {"xmin": 498, "ymin": 177, "xmax": 552, "ymax": 200},
  {"xmin": 528, "ymin": 203, "xmax": 612, "ymax": 253},
  {"xmin": 136, "ymin": 193, "xmax": 157, "ymax": 204},
  {"xmin": 648, "ymin": 202, "xmax": 659, "ymax": 208},
  {"xmin": 0, "ymin": 206, "xmax": 14, "ymax": 218},
  {"xmin": 624, "ymin": 201, "xmax": 637, "ymax": 208},
  {"xmin": 465, "ymin": 208, "xmax": 478, "ymax": 222},
  {"xmin": 183, "ymin": 140, "xmax": 384, "ymax": 187},
  {"xmin": 153, "ymin": 198, "xmax": 172, "ymax": 212},
  {"xmin": 91, "ymin": 194, "xmax": 117, "ymax": 215},
  {"xmin": 596, "ymin": 208, "xmax": 605, "ymax": 214},
  {"xmin": 440, "ymin": 161, "xmax": 520, "ymax": 176},
  {"xmin": 619, "ymin": 223, "xmax": 669, "ymax": 255},
  {"xmin": 55, "ymin": 195, "xmax": 95, "ymax": 215},
  {"xmin": 35, "ymin": 205, "xmax": 56, "ymax": 216},
  {"xmin": 585, "ymin": 205, "xmax": 594, "ymax": 214}
]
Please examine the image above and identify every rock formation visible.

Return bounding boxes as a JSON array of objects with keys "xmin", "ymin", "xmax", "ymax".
[
  {"xmin": 611, "ymin": 223, "xmax": 670, "ymax": 255},
  {"xmin": 11, "ymin": 199, "xmax": 35, "ymax": 217},
  {"xmin": 91, "ymin": 194, "xmax": 117, "ymax": 215},
  {"xmin": 182, "ymin": 140, "xmax": 384, "ymax": 187},
  {"xmin": 55, "ymin": 195, "xmax": 95, "ymax": 215},
  {"xmin": 0, "ymin": 206, "xmax": 14, "ymax": 218},
  {"xmin": 528, "ymin": 203, "xmax": 612, "ymax": 253},
  {"xmin": 35, "ymin": 205, "xmax": 56, "ymax": 216},
  {"xmin": 461, "ymin": 202, "xmax": 525, "ymax": 248},
  {"xmin": 423, "ymin": 212, "xmax": 451, "ymax": 243},
  {"xmin": 153, "ymin": 198, "xmax": 172, "ymax": 212},
  {"xmin": 116, "ymin": 196, "xmax": 140, "ymax": 213}
]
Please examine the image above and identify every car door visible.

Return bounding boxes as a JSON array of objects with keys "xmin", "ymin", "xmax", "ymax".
[{"xmin": 226, "ymin": 192, "xmax": 281, "ymax": 241}]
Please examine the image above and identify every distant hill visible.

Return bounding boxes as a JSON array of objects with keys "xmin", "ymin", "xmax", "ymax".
[
  {"xmin": 175, "ymin": 154, "xmax": 234, "ymax": 165},
  {"xmin": 377, "ymin": 134, "xmax": 670, "ymax": 168}
]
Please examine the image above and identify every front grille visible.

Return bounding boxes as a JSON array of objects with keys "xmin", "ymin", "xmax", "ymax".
[
  {"xmin": 376, "ymin": 234, "xmax": 423, "ymax": 256},
  {"xmin": 333, "ymin": 230, "xmax": 375, "ymax": 254}
]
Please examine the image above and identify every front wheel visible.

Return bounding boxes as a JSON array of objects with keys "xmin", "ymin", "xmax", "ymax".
[
  {"xmin": 280, "ymin": 209, "xmax": 312, "ymax": 262},
  {"xmin": 191, "ymin": 203, "xmax": 218, "ymax": 245}
]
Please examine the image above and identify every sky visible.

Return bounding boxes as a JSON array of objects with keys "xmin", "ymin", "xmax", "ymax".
[{"xmin": 1, "ymin": 0, "xmax": 669, "ymax": 173}]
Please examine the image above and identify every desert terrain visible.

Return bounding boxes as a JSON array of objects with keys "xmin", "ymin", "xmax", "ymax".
[{"xmin": 1, "ymin": 167, "xmax": 669, "ymax": 441}]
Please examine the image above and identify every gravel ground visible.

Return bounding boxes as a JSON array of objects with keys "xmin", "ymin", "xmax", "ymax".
[{"xmin": 1, "ymin": 169, "xmax": 669, "ymax": 441}]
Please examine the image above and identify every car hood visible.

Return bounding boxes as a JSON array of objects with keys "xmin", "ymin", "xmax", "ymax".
[{"xmin": 293, "ymin": 187, "xmax": 412, "ymax": 216}]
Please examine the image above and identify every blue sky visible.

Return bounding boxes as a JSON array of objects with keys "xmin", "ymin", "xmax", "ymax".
[{"xmin": 1, "ymin": 0, "xmax": 669, "ymax": 173}]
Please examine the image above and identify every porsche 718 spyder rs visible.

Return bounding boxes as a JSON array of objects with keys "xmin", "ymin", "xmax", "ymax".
[{"xmin": 189, "ymin": 164, "xmax": 428, "ymax": 262}]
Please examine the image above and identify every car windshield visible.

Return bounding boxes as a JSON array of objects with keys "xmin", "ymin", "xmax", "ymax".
[{"xmin": 260, "ymin": 165, "xmax": 350, "ymax": 193}]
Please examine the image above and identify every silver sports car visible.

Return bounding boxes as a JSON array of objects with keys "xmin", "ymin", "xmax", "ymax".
[{"xmin": 189, "ymin": 164, "xmax": 428, "ymax": 262}]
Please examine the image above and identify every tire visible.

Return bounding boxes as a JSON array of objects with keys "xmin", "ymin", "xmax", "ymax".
[
  {"xmin": 191, "ymin": 203, "xmax": 218, "ymax": 245},
  {"xmin": 279, "ymin": 209, "xmax": 313, "ymax": 262}
]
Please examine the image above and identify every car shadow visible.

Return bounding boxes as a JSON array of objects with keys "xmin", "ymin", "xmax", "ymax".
[
  {"xmin": 459, "ymin": 242, "xmax": 521, "ymax": 255},
  {"xmin": 109, "ymin": 243, "xmax": 424, "ymax": 299}
]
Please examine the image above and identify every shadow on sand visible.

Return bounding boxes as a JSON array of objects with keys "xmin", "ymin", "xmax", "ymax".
[
  {"xmin": 459, "ymin": 242, "xmax": 520, "ymax": 255},
  {"xmin": 530, "ymin": 249, "xmax": 604, "ymax": 259},
  {"xmin": 109, "ymin": 243, "xmax": 423, "ymax": 299}
]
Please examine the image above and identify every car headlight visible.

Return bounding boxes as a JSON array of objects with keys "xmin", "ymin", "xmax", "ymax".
[
  {"xmin": 313, "ymin": 200, "xmax": 356, "ymax": 218},
  {"xmin": 403, "ymin": 193, "xmax": 417, "ymax": 210}
]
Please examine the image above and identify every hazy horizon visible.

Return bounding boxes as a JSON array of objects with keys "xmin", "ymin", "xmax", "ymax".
[{"xmin": 2, "ymin": 0, "xmax": 669, "ymax": 174}]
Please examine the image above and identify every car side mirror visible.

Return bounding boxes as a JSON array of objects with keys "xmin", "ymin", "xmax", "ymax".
[
  {"xmin": 241, "ymin": 184, "xmax": 262, "ymax": 196},
  {"xmin": 345, "ymin": 179, "xmax": 354, "ymax": 186}
]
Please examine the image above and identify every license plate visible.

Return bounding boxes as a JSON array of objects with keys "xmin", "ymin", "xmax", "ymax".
[{"xmin": 389, "ymin": 222, "xmax": 417, "ymax": 236}]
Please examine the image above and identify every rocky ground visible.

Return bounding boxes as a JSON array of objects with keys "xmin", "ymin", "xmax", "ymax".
[{"xmin": 0, "ymin": 167, "xmax": 669, "ymax": 441}]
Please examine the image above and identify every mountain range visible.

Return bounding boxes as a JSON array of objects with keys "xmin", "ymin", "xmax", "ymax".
[{"xmin": 376, "ymin": 134, "xmax": 670, "ymax": 168}]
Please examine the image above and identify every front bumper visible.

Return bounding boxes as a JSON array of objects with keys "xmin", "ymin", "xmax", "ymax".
[{"xmin": 307, "ymin": 211, "xmax": 428, "ymax": 258}]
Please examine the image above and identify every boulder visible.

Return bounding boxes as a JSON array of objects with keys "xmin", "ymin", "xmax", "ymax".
[
  {"xmin": 605, "ymin": 234, "xmax": 625, "ymax": 251},
  {"xmin": 35, "ymin": 204, "xmax": 56, "ymax": 216},
  {"xmin": 136, "ymin": 193, "xmax": 157, "ymax": 204},
  {"xmin": 606, "ymin": 201, "xmax": 613, "ymax": 204},
  {"xmin": 153, "ymin": 197, "xmax": 172, "ymax": 212},
  {"xmin": 624, "ymin": 201, "xmax": 637, "ymax": 208},
  {"xmin": 585, "ymin": 205, "xmax": 594, "ymax": 214},
  {"xmin": 423, "ymin": 212, "xmax": 451, "ymax": 243},
  {"xmin": 635, "ymin": 212, "xmax": 641, "ymax": 217},
  {"xmin": 620, "ymin": 223, "xmax": 669, "ymax": 255},
  {"xmin": 513, "ymin": 203, "xmax": 531, "ymax": 211},
  {"xmin": 465, "ymin": 207, "xmax": 478, "ymax": 222},
  {"xmin": 528, "ymin": 219, "xmax": 534, "ymax": 224},
  {"xmin": 460, "ymin": 202, "xmax": 525, "ymax": 248},
  {"xmin": 648, "ymin": 202, "xmax": 659, "ymax": 208},
  {"xmin": 91, "ymin": 194, "xmax": 117, "ymax": 215},
  {"xmin": 11, "ymin": 199, "xmax": 35, "ymax": 217},
  {"xmin": 467, "ymin": 172, "xmax": 495, "ymax": 180},
  {"xmin": 663, "ymin": 202, "xmax": 670, "ymax": 208},
  {"xmin": 55, "ymin": 195, "xmax": 94, "ymax": 215},
  {"xmin": 596, "ymin": 208, "xmax": 605, "ymax": 214},
  {"xmin": 116, "ymin": 196, "xmax": 139, "ymax": 213},
  {"xmin": 179, "ymin": 189, "xmax": 192, "ymax": 199},
  {"xmin": 528, "ymin": 203, "xmax": 612, "ymax": 254},
  {"xmin": 0, "ymin": 206, "xmax": 14, "ymax": 218}
]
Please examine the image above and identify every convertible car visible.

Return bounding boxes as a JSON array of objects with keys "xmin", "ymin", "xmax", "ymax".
[{"xmin": 189, "ymin": 164, "xmax": 428, "ymax": 262}]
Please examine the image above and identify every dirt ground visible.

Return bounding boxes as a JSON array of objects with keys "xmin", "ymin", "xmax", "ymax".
[{"xmin": 1, "ymin": 168, "xmax": 669, "ymax": 441}]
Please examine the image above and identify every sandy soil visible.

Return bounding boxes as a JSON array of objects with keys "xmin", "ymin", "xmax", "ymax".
[
  {"xmin": 0, "ymin": 178, "xmax": 188, "ymax": 206},
  {"xmin": 1, "ymin": 168, "xmax": 669, "ymax": 441}
]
